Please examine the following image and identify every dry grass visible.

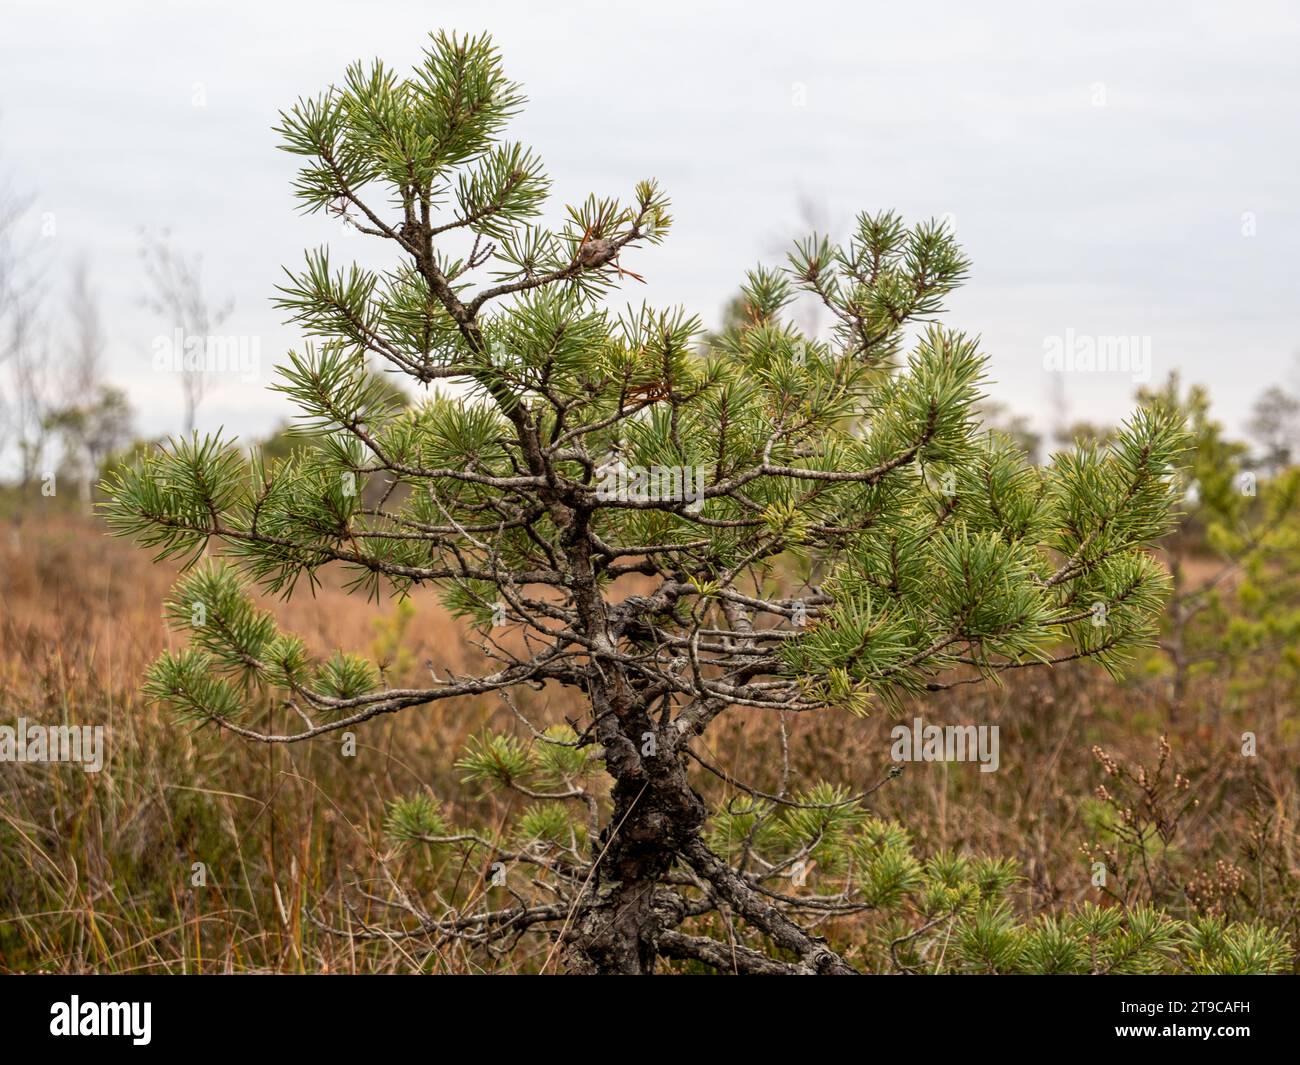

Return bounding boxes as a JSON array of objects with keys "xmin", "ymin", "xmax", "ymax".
[
  {"xmin": 0, "ymin": 509, "xmax": 518, "ymax": 972},
  {"xmin": 2, "ymin": 508, "xmax": 1297, "ymax": 972}
]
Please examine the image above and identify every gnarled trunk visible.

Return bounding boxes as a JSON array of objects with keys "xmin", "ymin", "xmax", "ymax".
[{"xmin": 564, "ymin": 720, "xmax": 706, "ymax": 974}]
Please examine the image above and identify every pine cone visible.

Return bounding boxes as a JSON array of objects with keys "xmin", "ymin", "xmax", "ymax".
[{"xmin": 577, "ymin": 237, "xmax": 616, "ymax": 269}]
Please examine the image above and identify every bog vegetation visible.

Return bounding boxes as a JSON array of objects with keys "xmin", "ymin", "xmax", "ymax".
[{"xmin": 0, "ymin": 32, "xmax": 1298, "ymax": 975}]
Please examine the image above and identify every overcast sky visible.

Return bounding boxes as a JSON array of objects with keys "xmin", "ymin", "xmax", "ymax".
[{"xmin": 2, "ymin": 0, "xmax": 1297, "ymax": 456}]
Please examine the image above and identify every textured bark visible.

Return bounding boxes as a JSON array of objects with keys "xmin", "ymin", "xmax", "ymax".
[
  {"xmin": 563, "ymin": 725, "xmax": 707, "ymax": 974},
  {"xmin": 558, "ymin": 687, "xmax": 862, "ymax": 974},
  {"xmin": 682, "ymin": 839, "xmax": 858, "ymax": 975},
  {"xmin": 657, "ymin": 930, "xmax": 798, "ymax": 975},
  {"xmin": 557, "ymin": 499, "xmax": 710, "ymax": 973},
  {"xmin": 552, "ymin": 471, "xmax": 858, "ymax": 974}
]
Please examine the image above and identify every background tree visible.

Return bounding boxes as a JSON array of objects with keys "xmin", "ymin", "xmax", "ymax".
[
  {"xmin": 104, "ymin": 32, "xmax": 1187, "ymax": 975},
  {"xmin": 63, "ymin": 258, "xmax": 104, "ymax": 399},
  {"xmin": 139, "ymin": 230, "xmax": 233, "ymax": 436},
  {"xmin": 1247, "ymin": 384, "xmax": 1300, "ymax": 476},
  {"xmin": 0, "ymin": 167, "xmax": 53, "ymax": 487},
  {"xmin": 43, "ymin": 260, "xmax": 135, "ymax": 507},
  {"xmin": 6, "ymin": 323, "xmax": 52, "ymax": 488},
  {"xmin": 1138, "ymin": 375, "xmax": 1300, "ymax": 715},
  {"xmin": 45, "ymin": 386, "xmax": 134, "ymax": 506}
]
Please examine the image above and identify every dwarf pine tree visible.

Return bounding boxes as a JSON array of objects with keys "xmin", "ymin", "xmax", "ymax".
[{"xmin": 103, "ymin": 32, "xmax": 1193, "ymax": 974}]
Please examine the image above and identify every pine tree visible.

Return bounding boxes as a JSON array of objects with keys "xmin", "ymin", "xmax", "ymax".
[
  {"xmin": 1139, "ymin": 375, "xmax": 1300, "ymax": 713},
  {"xmin": 103, "ymin": 32, "xmax": 1189, "ymax": 974}
]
